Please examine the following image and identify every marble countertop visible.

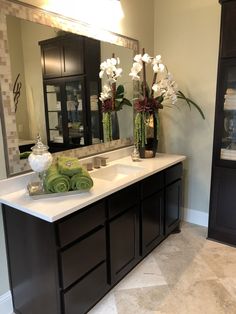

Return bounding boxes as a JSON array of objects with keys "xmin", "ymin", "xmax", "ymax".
[{"xmin": 0, "ymin": 153, "xmax": 186, "ymax": 222}]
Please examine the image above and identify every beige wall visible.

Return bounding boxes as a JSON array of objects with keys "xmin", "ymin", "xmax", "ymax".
[
  {"xmin": 6, "ymin": 16, "xmax": 30, "ymax": 140},
  {"xmin": 154, "ymin": 0, "xmax": 221, "ymax": 214},
  {"xmin": 0, "ymin": 0, "xmax": 155, "ymax": 296},
  {"xmin": 21, "ymin": 19, "xmax": 55, "ymax": 143}
]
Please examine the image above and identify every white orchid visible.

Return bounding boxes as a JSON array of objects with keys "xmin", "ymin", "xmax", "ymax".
[
  {"xmin": 152, "ymin": 83, "xmax": 161, "ymax": 93},
  {"xmin": 152, "ymin": 55, "xmax": 165, "ymax": 73},
  {"xmin": 142, "ymin": 53, "xmax": 152, "ymax": 63},
  {"xmin": 99, "ymin": 84, "xmax": 112, "ymax": 102},
  {"xmin": 129, "ymin": 62, "xmax": 143, "ymax": 80},
  {"xmin": 153, "ymin": 55, "xmax": 162, "ymax": 64},
  {"xmin": 130, "ymin": 52, "xmax": 180, "ymax": 106},
  {"xmin": 153, "ymin": 62, "xmax": 165, "ymax": 73},
  {"xmin": 134, "ymin": 54, "xmax": 142, "ymax": 63},
  {"xmin": 129, "ymin": 71, "xmax": 140, "ymax": 81},
  {"xmin": 131, "ymin": 50, "xmax": 205, "ymax": 150},
  {"xmin": 99, "ymin": 57, "xmax": 122, "ymax": 81}
]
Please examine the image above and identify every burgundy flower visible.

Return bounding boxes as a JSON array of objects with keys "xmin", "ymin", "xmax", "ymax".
[
  {"xmin": 134, "ymin": 97, "xmax": 163, "ymax": 113},
  {"xmin": 102, "ymin": 98, "xmax": 113, "ymax": 113}
]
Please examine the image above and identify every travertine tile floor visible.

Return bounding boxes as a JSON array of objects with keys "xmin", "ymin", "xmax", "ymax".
[
  {"xmin": 12, "ymin": 222, "xmax": 236, "ymax": 314},
  {"xmin": 89, "ymin": 222, "xmax": 236, "ymax": 314}
]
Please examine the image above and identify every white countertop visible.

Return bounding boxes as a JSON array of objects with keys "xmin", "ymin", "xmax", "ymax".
[{"xmin": 0, "ymin": 153, "xmax": 186, "ymax": 222}]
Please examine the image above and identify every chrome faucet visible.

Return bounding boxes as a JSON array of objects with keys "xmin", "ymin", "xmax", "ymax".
[{"xmin": 93, "ymin": 156, "xmax": 108, "ymax": 168}]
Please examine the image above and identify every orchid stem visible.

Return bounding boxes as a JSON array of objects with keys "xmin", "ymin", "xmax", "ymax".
[
  {"xmin": 112, "ymin": 52, "xmax": 116, "ymax": 111},
  {"xmin": 142, "ymin": 48, "xmax": 147, "ymax": 100},
  {"xmin": 151, "ymin": 73, "xmax": 157, "ymax": 98}
]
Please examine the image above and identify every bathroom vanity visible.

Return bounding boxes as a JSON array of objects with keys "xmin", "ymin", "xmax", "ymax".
[{"xmin": 0, "ymin": 153, "xmax": 185, "ymax": 314}]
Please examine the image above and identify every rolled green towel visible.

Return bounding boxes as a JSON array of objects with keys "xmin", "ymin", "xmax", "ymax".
[
  {"xmin": 71, "ymin": 168, "xmax": 93, "ymax": 191},
  {"xmin": 44, "ymin": 164, "xmax": 71, "ymax": 193},
  {"xmin": 20, "ymin": 151, "xmax": 31, "ymax": 159},
  {"xmin": 57, "ymin": 156, "xmax": 82, "ymax": 177}
]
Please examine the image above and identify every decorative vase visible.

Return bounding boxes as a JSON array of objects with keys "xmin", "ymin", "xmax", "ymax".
[
  {"xmin": 138, "ymin": 112, "xmax": 158, "ymax": 158},
  {"xmin": 28, "ymin": 135, "xmax": 53, "ymax": 193},
  {"xmin": 111, "ymin": 111, "xmax": 120, "ymax": 140}
]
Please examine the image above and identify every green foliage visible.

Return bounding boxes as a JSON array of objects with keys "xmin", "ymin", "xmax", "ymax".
[
  {"xmin": 19, "ymin": 151, "xmax": 31, "ymax": 159},
  {"xmin": 115, "ymin": 85, "xmax": 132, "ymax": 111},
  {"xmin": 102, "ymin": 112, "xmax": 112, "ymax": 142},
  {"xmin": 176, "ymin": 90, "xmax": 205, "ymax": 120},
  {"xmin": 134, "ymin": 111, "xmax": 159, "ymax": 148}
]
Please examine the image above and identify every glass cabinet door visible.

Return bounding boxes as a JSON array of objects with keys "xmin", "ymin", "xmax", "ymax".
[
  {"xmin": 89, "ymin": 81, "xmax": 103, "ymax": 144},
  {"xmin": 45, "ymin": 84, "xmax": 64, "ymax": 144},
  {"xmin": 221, "ymin": 64, "xmax": 236, "ymax": 161},
  {"xmin": 65, "ymin": 79, "xmax": 85, "ymax": 146}
]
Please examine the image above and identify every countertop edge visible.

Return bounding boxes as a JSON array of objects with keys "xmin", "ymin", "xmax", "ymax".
[{"xmin": 0, "ymin": 154, "xmax": 186, "ymax": 222}]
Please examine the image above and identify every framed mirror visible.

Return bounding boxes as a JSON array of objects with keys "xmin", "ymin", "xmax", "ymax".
[{"xmin": 0, "ymin": 0, "xmax": 139, "ymax": 176}]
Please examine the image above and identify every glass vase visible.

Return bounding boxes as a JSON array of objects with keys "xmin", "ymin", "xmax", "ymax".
[{"xmin": 138, "ymin": 112, "xmax": 158, "ymax": 158}]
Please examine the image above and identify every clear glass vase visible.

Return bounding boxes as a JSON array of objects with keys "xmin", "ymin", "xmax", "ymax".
[{"xmin": 28, "ymin": 135, "xmax": 53, "ymax": 193}]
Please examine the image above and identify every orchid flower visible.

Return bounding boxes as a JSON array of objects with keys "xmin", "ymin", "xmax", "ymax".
[
  {"xmin": 142, "ymin": 53, "xmax": 152, "ymax": 63},
  {"xmin": 134, "ymin": 54, "xmax": 142, "ymax": 63},
  {"xmin": 99, "ymin": 57, "xmax": 122, "ymax": 81},
  {"xmin": 99, "ymin": 84, "xmax": 111, "ymax": 102}
]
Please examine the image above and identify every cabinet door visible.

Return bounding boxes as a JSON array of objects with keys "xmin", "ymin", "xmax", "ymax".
[
  {"xmin": 208, "ymin": 166, "xmax": 236, "ymax": 246},
  {"xmin": 41, "ymin": 42, "xmax": 62, "ymax": 78},
  {"xmin": 221, "ymin": 1, "xmax": 236, "ymax": 58},
  {"xmin": 62, "ymin": 36, "xmax": 84, "ymax": 76},
  {"xmin": 213, "ymin": 60, "xmax": 236, "ymax": 167},
  {"xmin": 84, "ymin": 37, "xmax": 103, "ymax": 144},
  {"xmin": 44, "ymin": 82, "xmax": 65, "ymax": 147},
  {"xmin": 64, "ymin": 262, "xmax": 108, "ymax": 314},
  {"xmin": 165, "ymin": 180, "xmax": 182, "ymax": 236},
  {"xmin": 65, "ymin": 78, "xmax": 87, "ymax": 146},
  {"xmin": 141, "ymin": 191, "xmax": 164, "ymax": 256},
  {"xmin": 109, "ymin": 206, "xmax": 139, "ymax": 284}
]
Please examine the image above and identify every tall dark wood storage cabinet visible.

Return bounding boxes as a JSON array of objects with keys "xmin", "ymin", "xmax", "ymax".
[
  {"xmin": 208, "ymin": 0, "xmax": 236, "ymax": 246},
  {"xmin": 39, "ymin": 34, "xmax": 103, "ymax": 152}
]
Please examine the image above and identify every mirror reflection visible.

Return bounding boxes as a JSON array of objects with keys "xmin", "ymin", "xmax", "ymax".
[{"xmin": 6, "ymin": 15, "xmax": 134, "ymax": 155}]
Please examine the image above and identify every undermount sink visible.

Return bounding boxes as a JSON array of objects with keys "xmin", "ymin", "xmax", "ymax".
[{"xmin": 91, "ymin": 163, "xmax": 144, "ymax": 182}]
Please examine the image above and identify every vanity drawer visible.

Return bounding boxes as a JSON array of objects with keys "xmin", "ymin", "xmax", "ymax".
[
  {"xmin": 165, "ymin": 163, "xmax": 183, "ymax": 186},
  {"xmin": 63, "ymin": 262, "xmax": 107, "ymax": 314},
  {"xmin": 108, "ymin": 184, "xmax": 139, "ymax": 219},
  {"xmin": 141, "ymin": 171, "xmax": 164, "ymax": 199},
  {"xmin": 60, "ymin": 227, "xmax": 106, "ymax": 289},
  {"xmin": 57, "ymin": 200, "xmax": 106, "ymax": 247}
]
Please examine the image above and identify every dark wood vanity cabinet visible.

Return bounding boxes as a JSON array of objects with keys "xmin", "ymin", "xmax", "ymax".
[
  {"xmin": 39, "ymin": 34, "xmax": 103, "ymax": 152},
  {"xmin": 3, "ymin": 163, "xmax": 183, "ymax": 314},
  {"xmin": 3, "ymin": 200, "xmax": 108, "ymax": 314},
  {"xmin": 208, "ymin": 0, "xmax": 236, "ymax": 246},
  {"xmin": 108, "ymin": 184, "xmax": 140, "ymax": 284},
  {"xmin": 165, "ymin": 163, "xmax": 183, "ymax": 236},
  {"xmin": 140, "ymin": 172, "xmax": 165, "ymax": 256}
]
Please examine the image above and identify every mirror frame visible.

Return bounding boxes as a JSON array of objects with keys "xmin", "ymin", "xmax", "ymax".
[{"xmin": 0, "ymin": 0, "xmax": 139, "ymax": 176}]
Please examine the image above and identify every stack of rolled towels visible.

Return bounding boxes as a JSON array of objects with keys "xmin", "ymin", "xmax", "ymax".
[{"xmin": 44, "ymin": 156, "xmax": 93, "ymax": 193}]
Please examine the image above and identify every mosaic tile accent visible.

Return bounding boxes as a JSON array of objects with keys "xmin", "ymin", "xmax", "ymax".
[{"xmin": 0, "ymin": 0, "xmax": 138, "ymax": 176}]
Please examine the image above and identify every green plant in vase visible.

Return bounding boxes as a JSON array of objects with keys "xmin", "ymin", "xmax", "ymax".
[
  {"xmin": 99, "ymin": 56, "xmax": 132, "ymax": 142},
  {"xmin": 129, "ymin": 49, "xmax": 205, "ymax": 157}
]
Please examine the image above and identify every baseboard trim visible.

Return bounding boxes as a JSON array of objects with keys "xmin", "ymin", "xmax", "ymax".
[
  {"xmin": 0, "ymin": 291, "xmax": 13, "ymax": 314},
  {"xmin": 183, "ymin": 208, "xmax": 209, "ymax": 227}
]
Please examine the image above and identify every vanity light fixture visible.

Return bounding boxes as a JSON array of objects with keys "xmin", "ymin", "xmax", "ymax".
[{"xmin": 42, "ymin": 0, "xmax": 124, "ymax": 30}]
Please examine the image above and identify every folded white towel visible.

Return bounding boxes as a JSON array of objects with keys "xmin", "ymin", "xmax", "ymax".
[{"xmin": 224, "ymin": 101, "xmax": 236, "ymax": 110}]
